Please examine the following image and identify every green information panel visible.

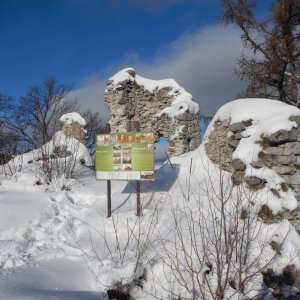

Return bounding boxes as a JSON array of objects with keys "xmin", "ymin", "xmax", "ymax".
[{"xmin": 96, "ymin": 132, "xmax": 155, "ymax": 181}]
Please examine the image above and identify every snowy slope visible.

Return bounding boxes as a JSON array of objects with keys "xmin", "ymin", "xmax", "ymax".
[{"xmin": 1, "ymin": 100, "xmax": 300, "ymax": 299}]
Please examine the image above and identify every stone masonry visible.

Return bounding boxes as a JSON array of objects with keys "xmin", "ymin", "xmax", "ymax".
[
  {"xmin": 105, "ymin": 68, "xmax": 201, "ymax": 156},
  {"xmin": 205, "ymin": 116, "xmax": 300, "ymax": 230},
  {"xmin": 61, "ymin": 118, "xmax": 86, "ymax": 144},
  {"xmin": 50, "ymin": 112, "xmax": 87, "ymax": 159}
]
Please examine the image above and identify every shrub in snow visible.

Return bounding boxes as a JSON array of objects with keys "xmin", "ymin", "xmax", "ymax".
[
  {"xmin": 81, "ymin": 147, "xmax": 300, "ymax": 299},
  {"xmin": 1, "ymin": 112, "xmax": 93, "ymax": 189},
  {"xmin": 35, "ymin": 130, "xmax": 93, "ymax": 185},
  {"xmin": 80, "ymin": 201, "xmax": 162, "ymax": 299},
  {"xmin": 147, "ymin": 167, "xmax": 296, "ymax": 300}
]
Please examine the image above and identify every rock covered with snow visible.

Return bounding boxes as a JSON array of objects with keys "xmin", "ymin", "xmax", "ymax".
[
  {"xmin": 46, "ymin": 130, "xmax": 93, "ymax": 166},
  {"xmin": 60, "ymin": 112, "xmax": 86, "ymax": 144},
  {"xmin": 105, "ymin": 68, "xmax": 201, "ymax": 156},
  {"xmin": 60, "ymin": 112, "xmax": 86, "ymax": 126},
  {"xmin": 54, "ymin": 112, "xmax": 91, "ymax": 166},
  {"xmin": 205, "ymin": 98, "xmax": 300, "ymax": 229}
]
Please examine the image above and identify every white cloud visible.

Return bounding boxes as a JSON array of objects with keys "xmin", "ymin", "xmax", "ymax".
[{"xmin": 71, "ymin": 24, "xmax": 244, "ymax": 122}]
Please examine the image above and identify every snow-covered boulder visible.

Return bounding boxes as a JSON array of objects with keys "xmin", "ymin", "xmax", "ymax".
[
  {"xmin": 205, "ymin": 98, "xmax": 300, "ymax": 229},
  {"xmin": 105, "ymin": 68, "xmax": 201, "ymax": 156}
]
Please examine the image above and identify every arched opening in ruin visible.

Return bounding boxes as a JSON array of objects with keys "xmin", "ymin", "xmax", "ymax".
[{"xmin": 154, "ymin": 135, "xmax": 169, "ymax": 166}]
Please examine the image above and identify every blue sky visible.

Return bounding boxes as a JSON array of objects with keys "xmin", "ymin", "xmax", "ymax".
[{"xmin": 0, "ymin": 0, "xmax": 269, "ymax": 120}]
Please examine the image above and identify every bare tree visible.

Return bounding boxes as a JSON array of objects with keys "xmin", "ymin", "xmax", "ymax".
[
  {"xmin": 0, "ymin": 94, "xmax": 19, "ymax": 163},
  {"xmin": 0, "ymin": 93, "xmax": 12, "ymax": 114},
  {"xmin": 4, "ymin": 77, "xmax": 78, "ymax": 150},
  {"xmin": 221, "ymin": 0, "xmax": 300, "ymax": 106},
  {"xmin": 1, "ymin": 78, "xmax": 103, "ymax": 157},
  {"xmin": 81, "ymin": 109, "xmax": 103, "ymax": 155}
]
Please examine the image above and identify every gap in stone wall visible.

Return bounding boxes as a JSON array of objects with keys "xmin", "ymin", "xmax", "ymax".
[{"xmin": 155, "ymin": 135, "xmax": 169, "ymax": 164}]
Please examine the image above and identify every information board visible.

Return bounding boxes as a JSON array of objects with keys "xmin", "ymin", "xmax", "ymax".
[{"xmin": 96, "ymin": 132, "xmax": 155, "ymax": 181}]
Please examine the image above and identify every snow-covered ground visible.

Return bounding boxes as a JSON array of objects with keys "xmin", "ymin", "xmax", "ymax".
[
  {"xmin": 0, "ymin": 142, "xmax": 171, "ymax": 299},
  {"xmin": 1, "ymin": 100, "xmax": 300, "ymax": 299}
]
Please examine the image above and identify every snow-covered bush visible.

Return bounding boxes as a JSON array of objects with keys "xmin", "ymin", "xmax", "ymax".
[
  {"xmin": 80, "ymin": 202, "xmax": 164, "ymax": 298},
  {"xmin": 1, "ymin": 128, "xmax": 93, "ymax": 190},
  {"xmin": 114, "ymin": 157, "xmax": 295, "ymax": 300},
  {"xmin": 155, "ymin": 170, "xmax": 285, "ymax": 299},
  {"xmin": 0, "ymin": 152, "xmax": 24, "ymax": 181},
  {"xmin": 38, "ymin": 130, "xmax": 92, "ymax": 183},
  {"xmin": 75, "ymin": 99, "xmax": 300, "ymax": 299},
  {"xmin": 77, "ymin": 145, "xmax": 300, "ymax": 299}
]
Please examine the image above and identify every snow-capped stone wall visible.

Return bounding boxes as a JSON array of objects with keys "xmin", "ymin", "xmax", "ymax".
[
  {"xmin": 105, "ymin": 68, "xmax": 201, "ymax": 156},
  {"xmin": 60, "ymin": 112, "xmax": 86, "ymax": 144},
  {"xmin": 205, "ymin": 99, "xmax": 300, "ymax": 230}
]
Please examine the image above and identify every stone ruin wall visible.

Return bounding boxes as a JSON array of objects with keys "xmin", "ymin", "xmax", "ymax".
[
  {"xmin": 61, "ymin": 121, "xmax": 86, "ymax": 144},
  {"xmin": 205, "ymin": 116, "xmax": 300, "ymax": 230},
  {"xmin": 105, "ymin": 71, "xmax": 201, "ymax": 156},
  {"xmin": 48, "ymin": 115, "xmax": 86, "ymax": 159}
]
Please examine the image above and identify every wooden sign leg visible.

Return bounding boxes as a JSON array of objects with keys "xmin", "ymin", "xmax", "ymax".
[
  {"xmin": 107, "ymin": 179, "xmax": 112, "ymax": 218},
  {"xmin": 134, "ymin": 121, "xmax": 141, "ymax": 217},
  {"xmin": 136, "ymin": 181, "xmax": 141, "ymax": 216},
  {"xmin": 105, "ymin": 123, "xmax": 112, "ymax": 218}
]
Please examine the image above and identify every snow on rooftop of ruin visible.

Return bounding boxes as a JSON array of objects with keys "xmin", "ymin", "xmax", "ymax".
[
  {"xmin": 60, "ymin": 112, "xmax": 86, "ymax": 126},
  {"xmin": 108, "ymin": 67, "xmax": 199, "ymax": 117}
]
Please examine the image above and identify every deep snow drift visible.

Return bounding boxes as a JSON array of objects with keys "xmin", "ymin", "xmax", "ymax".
[{"xmin": 1, "ymin": 99, "xmax": 300, "ymax": 299}]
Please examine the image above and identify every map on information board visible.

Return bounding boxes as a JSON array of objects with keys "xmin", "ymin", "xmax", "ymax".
[{"xmin": 96, "ymin": 132, "xmax": 155, "ymax": 181}]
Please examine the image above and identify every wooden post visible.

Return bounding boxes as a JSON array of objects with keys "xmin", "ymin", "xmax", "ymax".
[
  {"xmin": 136, "ymin": 179, "xmax": 141, "ymax": 216},
  {"xmin": 105, "ymin": 123, "xmax": 112, "ymax": 218},
  {"xmin": 134, "ymin": 121, "xmax": 141, "ymax": 217}
]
